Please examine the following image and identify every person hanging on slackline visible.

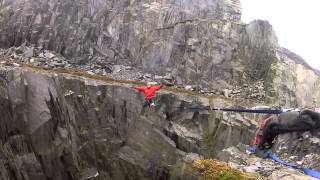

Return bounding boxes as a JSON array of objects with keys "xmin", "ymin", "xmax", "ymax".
[
  {"xmin": 252, "ymin": 108, "xmax": 320, "ymax": 151},
  {"xmin": 132, "ymin": 82, "xmax": 164, "ymax": 107}
]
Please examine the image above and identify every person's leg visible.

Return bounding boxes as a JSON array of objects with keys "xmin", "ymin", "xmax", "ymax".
[
  {"xmin": 262, "ymin": 122, "xmax": 279, "ymax": 148},
  {"xmin": 150, "ymin": 99, "xmax": 155, "ymax": 106},
  {"xmin": 143, "ymin": 99, "xmax": 151, "ymax": 108}
]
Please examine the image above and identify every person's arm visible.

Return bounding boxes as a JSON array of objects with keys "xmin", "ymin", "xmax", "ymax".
[
  {"xmin": 133, "ymin": 86, "xmax": 146, "ymax": 92},
  {"xmin": 152, "ymin": 84, "xmax": 164, "ymax": 91}
]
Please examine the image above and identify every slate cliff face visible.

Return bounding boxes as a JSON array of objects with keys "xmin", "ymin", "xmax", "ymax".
[
  {"xmin": 0, "ymin": 0, "xmax": 245, "ymax": 89},
  {"xmin": 1, "ymin": 0, "xmax": 320, "ymax": 179},
  {"xmin": 1, "ymin": 0, "xmax": 318, "ymax": 106},
  {"xmin": 1, "ymin": 0, "xmax": 317, "ymax": 107},
  {"xmin": 0, "ymin": 66, "xmax": 258, "ymax": 179}
]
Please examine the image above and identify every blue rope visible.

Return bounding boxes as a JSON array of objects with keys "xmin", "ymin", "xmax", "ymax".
[
  {"xmin": 173, "ymin": 107, "xmax": 284, "ymax": 114},
  {"xmin": 212, "ymin": 108, "xmax": 283, "ymax": 114},
  {"xmin": 249, "ymin": 147, "xmax": 320, "ymax": 179}
]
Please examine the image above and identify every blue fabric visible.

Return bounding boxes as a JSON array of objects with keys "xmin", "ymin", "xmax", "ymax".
[
  {"xmin": 268, "ymin": 152, "xmax": 298, "ymax": 168},
  {"xmin": 303, "ymin": 168, "xmax": 320, "ymax": 179},
  {"xmin": 249, "ymin": 146, "xmax": 320, "ymax": 179},
  {"xmin": 247, "ymin": 146, "xmax": 257, "ymax": 153}
]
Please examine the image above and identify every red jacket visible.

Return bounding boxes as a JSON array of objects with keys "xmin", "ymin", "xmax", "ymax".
[
  {"xmin": 134, "ymin": 84, "xmax": 164, "ymax": 100},
  {"xmin": 252, "ymin": 116, "xmax": 274, "ymax": 148}
]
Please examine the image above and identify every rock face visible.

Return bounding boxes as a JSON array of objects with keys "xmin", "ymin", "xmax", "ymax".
[
  {"xmin": 267, "ymin": 48, "xmax": 320, "ymax": 107},
  {"xmin": 0, "ymin": 0, "xmax": 242, "ymax": 87},
  {"xmin": 1, "ymin": 0, "xmax": 320, "ymax": 179},
  {"xmin": 1, "ymin": 0, "xmax": 319, "ymax": 107},
  {"xmin": 0, "ymin": 65, "xmax": 260, "ymax": 180}
]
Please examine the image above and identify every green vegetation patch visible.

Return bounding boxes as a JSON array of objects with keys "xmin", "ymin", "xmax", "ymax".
[{"xmin": 193, "ymin": 159, "xmax": 262, "ymax": 180}]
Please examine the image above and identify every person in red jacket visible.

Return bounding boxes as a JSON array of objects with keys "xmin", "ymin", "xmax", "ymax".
[{"xmin": 133, "ymin": 82, "xmax": 164, "ymax": 107}]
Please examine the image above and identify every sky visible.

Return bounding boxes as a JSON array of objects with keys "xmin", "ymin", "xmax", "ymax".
[{"xmin": 241, "ymin": 0, "xmax": 320, "ymax": 70}]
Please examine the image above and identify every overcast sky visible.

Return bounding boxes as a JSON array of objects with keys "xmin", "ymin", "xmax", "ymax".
[{"xmin": 241, "ymin": 0, "xmax": 320, "ymax": 70}]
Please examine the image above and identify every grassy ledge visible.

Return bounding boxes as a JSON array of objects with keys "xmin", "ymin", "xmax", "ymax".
[{"xmin": 193, "ymin": 159, "xmax": 263, "ymax": 180}]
